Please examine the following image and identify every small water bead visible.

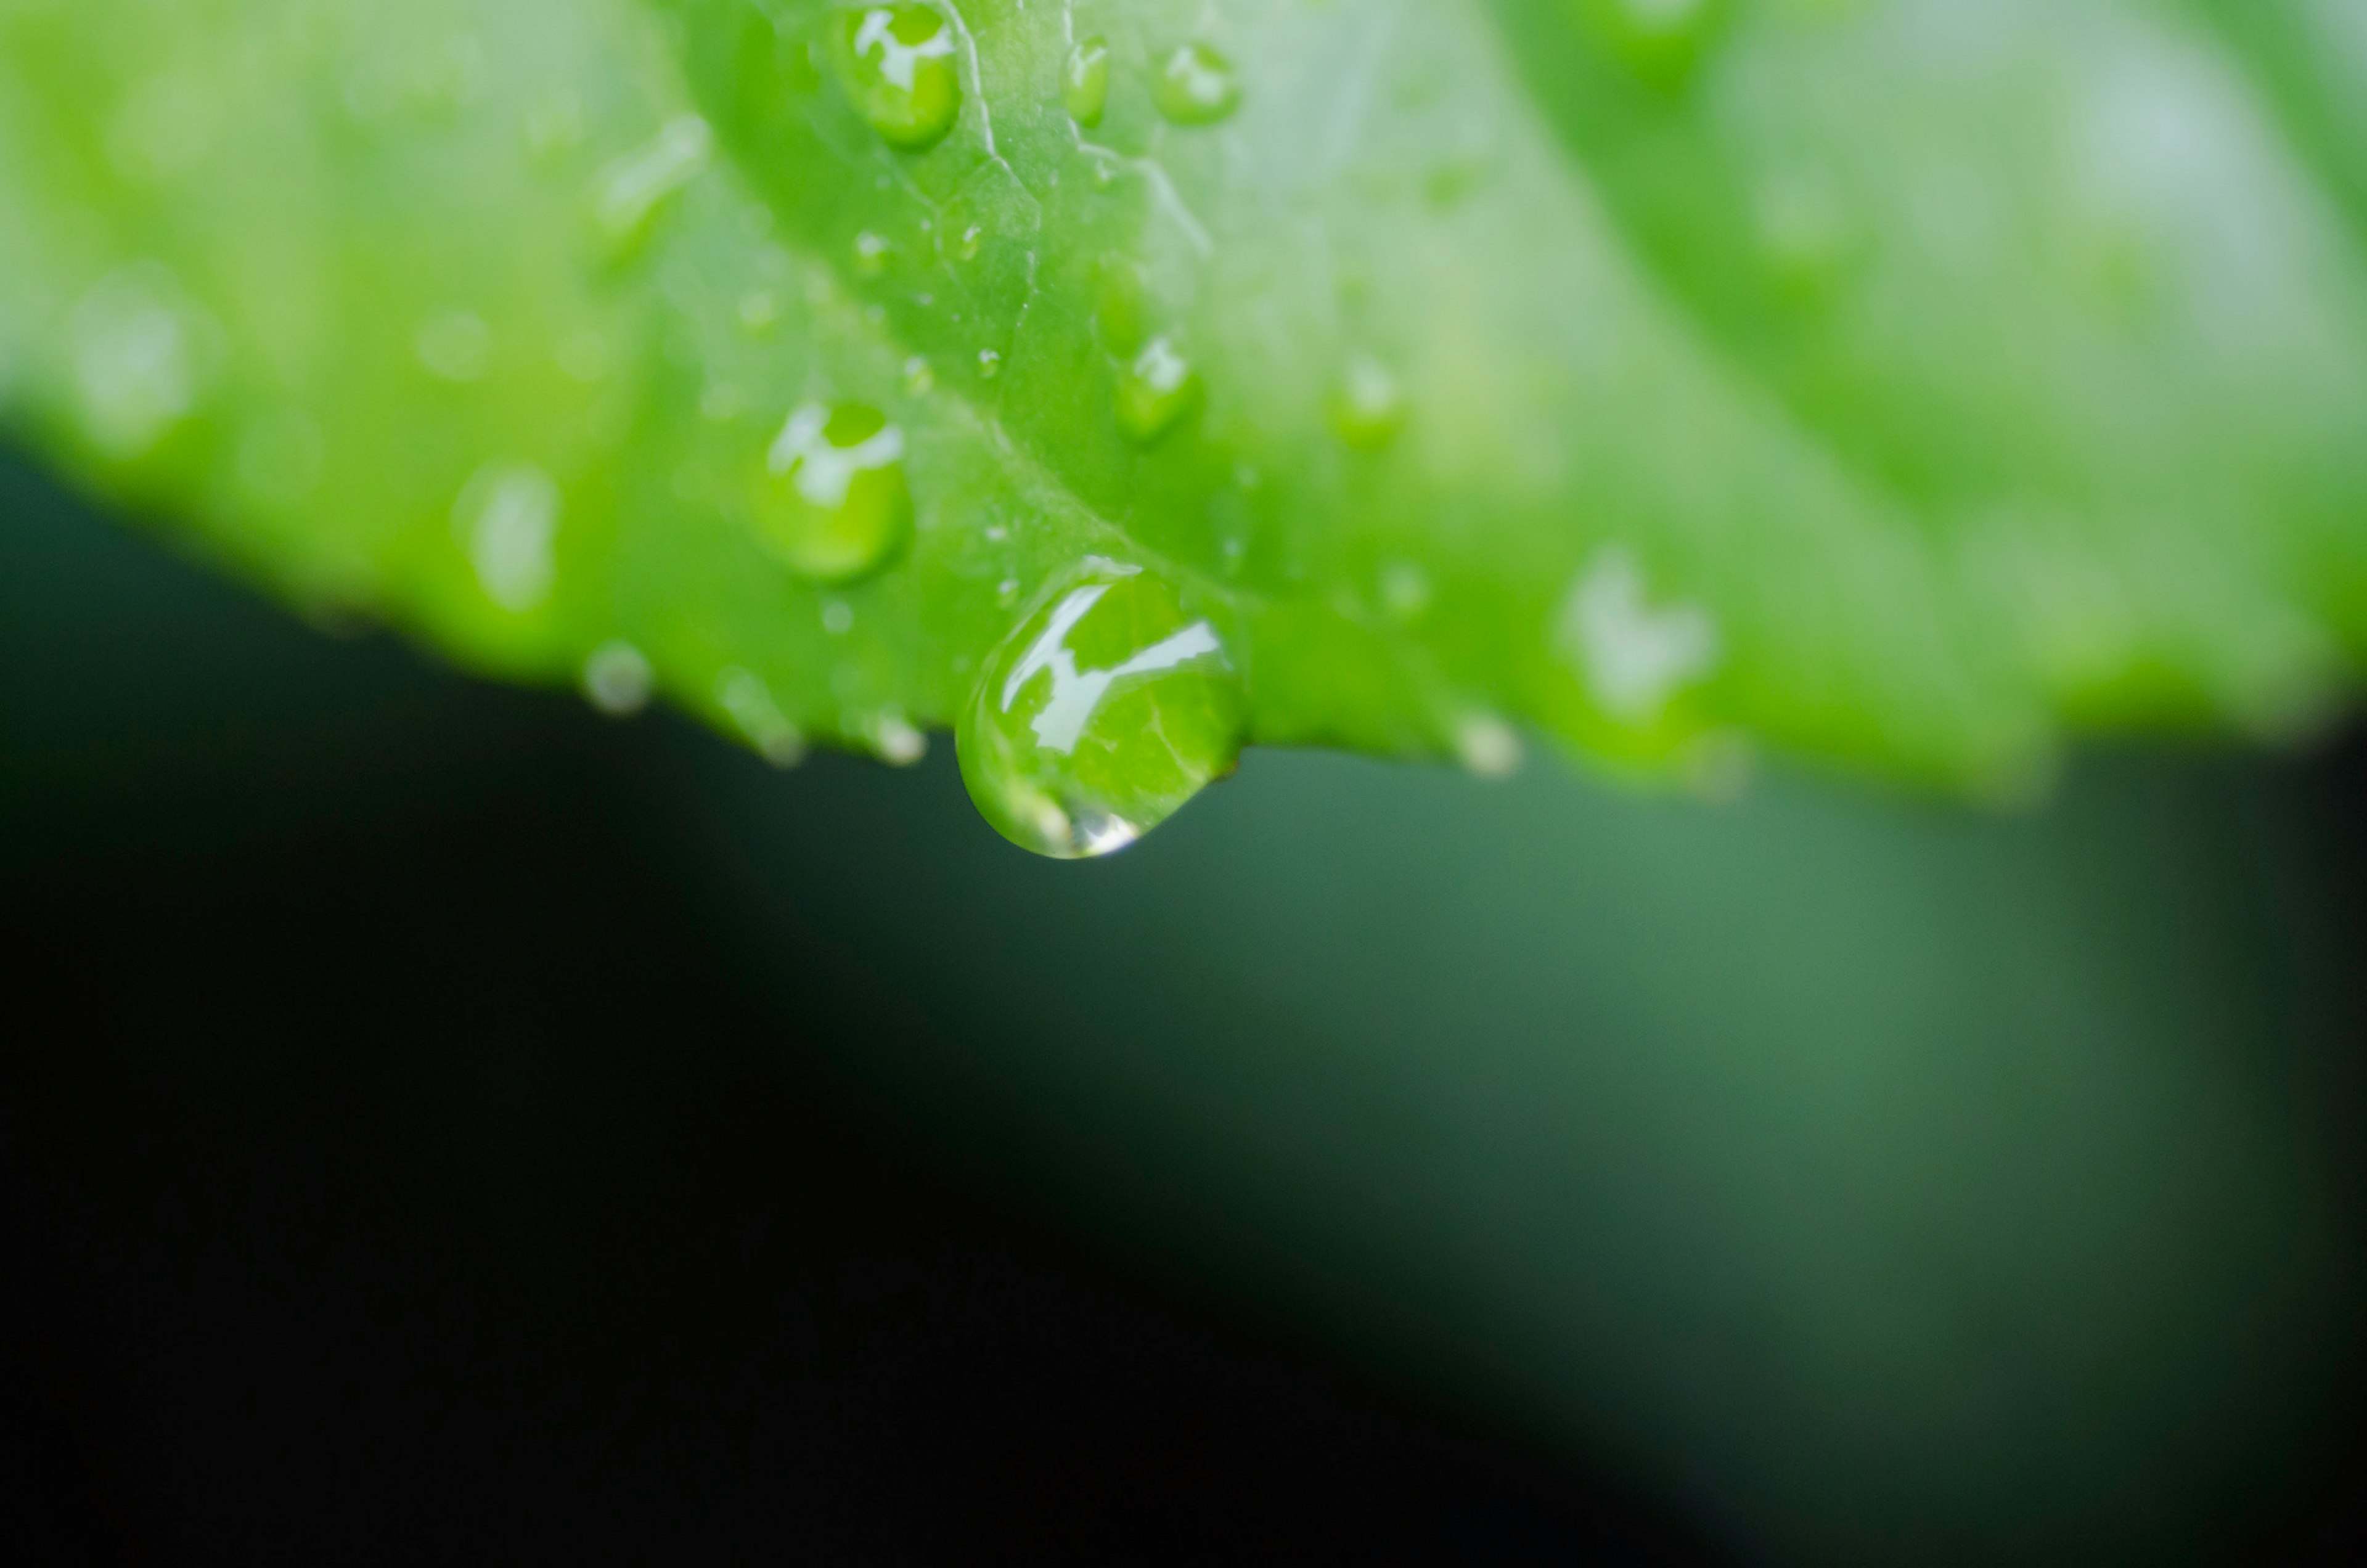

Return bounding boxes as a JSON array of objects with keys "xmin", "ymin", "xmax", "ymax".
[
  {"xmin": 1064, "ymin": 36, "xmax": 1110, "ymax": 128},
  {"xmin": 958, "ymin": 561, "xmax": 1246, "ymax": 859},
  {"xmin": 581, "ymin": 640, "xmax": 654, "ymax": 716},
  {"xmin": 1116, "ymin": 335, "xmax": 1199, "ymax": 444},
  {"xmin": 1454, "ymin": 714, "xmax": 1524, "ymax": 779},
  {"xmin": 752, "ymin": 402, "xmax": 912, "ymax": 583},
  {"xmin": 1153, "ymin": 43, "xmax": 1240, "ymax": 125},
  {"xmin": 976, "ymin": 348, "xmax": 1002, "ymax": 379},
  {"xmin": 67, "ymin": 264, "xmax": 209, "ymax": 460},
  {"xmin": 715, "ymin": 666, "xmax": 806, "ymax": 767},
  {"xmin": 901, "ymin": 354, "xmax": 935, "ymax": 394},
  {"xmin": 1577, "ymin": 0, "xmax": 1728, "ymax": 91},
  {"xmin": 453, "ymin": 460, "xmax": 560, "ymax": 614},
  {"xmin": 832, "ymin": 4, "xmax": 962, "ymax": 153},
  {"xmin": 1328, "ymin": 354, "xmax": 1405, "ymax": 449},
  {"xmin": 821, "ymin": 598, "xmax": 855, "ymax": 634},
  {"xmin": 592, "ymin": 115, "xmax": 711, "ymax": 247},
  {"xmin": 853, "ymin": 230, "xmax": 893, "ymax": 277},
  {"xmin": 870, "ymin": 711, "xmax": 929, "ymax": 766}
]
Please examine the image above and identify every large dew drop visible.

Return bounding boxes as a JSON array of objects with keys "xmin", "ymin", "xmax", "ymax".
[
  {"xmin": 1151, "ymin": 43, "xmax": 1239, "ymax": 125},
  {"xmin": 958, "ymin": 561, "xmax": 1247, "ymax": 859},
  {"xmin": 751, "ymin": 401, "xmax": 912, "ymax": 582},
  {"xmin": 832, "ymin": 4, "xmax": 962, "ymax": 152},
  {"xmin": 1063, "ymin": 37, "xmax": 1110, "ymax": 128}
]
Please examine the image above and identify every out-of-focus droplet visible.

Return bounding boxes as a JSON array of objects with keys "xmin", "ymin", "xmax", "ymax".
[
  {"xmin": 832, "ymin": 4, "xmax": 962, "ymax": 153},
  {"xmin": 853, "ymin": 229, "xmax": 892, "ymax": 277},
  {"xmin": 591, "ymin": 115, "xmax": 711, "ymax": 248},
  {"xmin": 1328, "ymin": 354, "xmax": 1405, "ymax": 449},
  {"xmin": 716, "ymin": 665, "xmax": 806, "ymax": 766},
  {"xmin": 582, "ymin": 640, "xmax": 655, "ymax": 716},
  {"xmin": 1378, "ymin": 561, "xmax": 1431, "ymax": 625},
  {"xmin": 1116, "ymin": 335, "xmax": 1199, "ymax": 444},
  {"xmin": 977, "ymin": 347, "xmax": 1002, "ymax": 379},
  {"xmin": 738, "ymin": 290, "xmax": 780, "ymax": 333},
  {"xmin": 1093, "ymin": 254, "xmax": 1149, "ymax": 354},
  {"xmin": 958, "ymin": 560, "xmax": 1246, "ymax": 859},
  {"xmin": 1064, "ymin": 36, "xmax": 1110, "ymax": 128},
  {"xmin": 901, "ymin": 354, "xmax": 935, "ymax": 394},
  {"xmin": 1152, "ymin": 42, "xmax": 1239, "ymax": 125},
  {"xmin": 870, "ymin": 710, "xmax": 929, "ymax": 766},
  {"xmin": 1577, "ymin": 0, "xmax": 1728, "ymax": 91},
  {"xmin": 414, "ymin": 310, "xmax": 491, "ymax": 383},
  {"xmin": 453, "ymin": 460, "xmax": 560, "ymax": 613},
  {"xmin": 1454, "ymin": 714, "xmax": 1524, "ymax": 778},
  {"xmin": 67, "ymin": 264, "xmax": 210, "ymax": 460},
  {"xmin": 751, "ymin": 401, "xmax": 912, "ymax": 583},
  {"xmin": 1555, "ymin": 546, "xmax": 1720, "ymax": 721}
]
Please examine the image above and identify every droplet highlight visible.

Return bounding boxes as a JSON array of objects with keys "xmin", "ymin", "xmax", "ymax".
[
  {"xmin": 751, "ymin": 401, "xmax": 913, "ymax": 584},
  {"xmin": 453, "ymin": 460, "xmax": 560, "ymax": 614},
  {"xmin": 591, "ymin": 115, "xmax": 711, "ymax": 248},
  {"xmin": 1064, "ymin": 37, "xmax": 1110, "ymax": 128},
  {"xmin": 959, "ymin": 560, "xmax": 1246, "ymax": 859},
  {"xmin": 1328, "ymin": 354, "xmax": 1404, "ymax": 449},
  {"xmin": 832, "ymin": 4, "xmax": 962, "ymax": 153},
  {"xmin": 582, "ymin": 640, "xmax": 654, "ymax": 716},
  {"xmin": 1152, "ymin": 43, "xmax": 1239, "ymax": 125},
  {"xmin": 1116, "ymin": 335, "xmax": 1199, "ymax": 444}
]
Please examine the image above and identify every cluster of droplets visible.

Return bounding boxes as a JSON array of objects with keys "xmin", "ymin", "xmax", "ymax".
[{"xmin": 957, "ymin": 560, "xmax": 1248, "ymax": 858}]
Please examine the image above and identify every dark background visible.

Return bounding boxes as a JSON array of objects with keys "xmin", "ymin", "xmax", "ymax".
[{"xmin": 5, "ymin": 447, "xmax": 2366, "ymax": 1564}]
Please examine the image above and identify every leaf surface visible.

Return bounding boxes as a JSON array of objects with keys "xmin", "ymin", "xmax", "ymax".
[{"xmin": 6, "ymin": 0, "xmax": 2367, "ymax": 837}]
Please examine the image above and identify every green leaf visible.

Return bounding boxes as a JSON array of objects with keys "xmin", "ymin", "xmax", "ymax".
[{"xmin": 6, "ymin": 0, "xmax": 2367, "ymax": 851}]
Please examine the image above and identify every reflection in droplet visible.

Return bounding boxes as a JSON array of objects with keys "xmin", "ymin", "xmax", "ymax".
[
  {"xmin": 958, "ymin": 560, "xmax": 1246, "ymax": 859},
  {"xmin": 1064, "ymin": 36, "xmax": 1110, "ymax": 128},
  {"xmin": 1555, "ymin": 546, "xmax": 1719, "ymax": 721},
  {"xmin": 977, "ymin": 348, "xmax": 1002, "ymax": 379},
  {"xmin": 1152, "ymin": 42, "xmax": 1239, "ymax": 125},
  {"xmin": 582, "ymin": 639, "xmax": 655, "ymax": 716},
  {"xmin": 1116, "ymin": 335, "xmax": 1198, "ymax": 444},
  {"xmin": 832, "ymin": 4, "xmax": 962, "ymax": 152},
  {"xmin": 1328, "ymin": 354, "xmax": 1405, "ymax": 449},
  {"xmin": 453, "ymin": 460, "xmax": 560, "ymax": 613},
  {"xmin": 751, "ymin": 402, "xmax": 912, "ymax": 583}
]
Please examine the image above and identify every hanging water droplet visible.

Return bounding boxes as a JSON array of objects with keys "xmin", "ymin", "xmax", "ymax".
[
  {"xmin": 902, "ymin": 354, "xmax": 935, "ymax": 394},
  {"xmin": 831, "ymin": 4, "xmax": 962, "ymax": 153},
  {"xmin": 1328, "ymin": 354, "xmax": 1404, "ymax": 449},
  {"xmin": 958, "ymin": 560, "xmax": 1246, "ymax": 859},
  {"xmin": 1454, "ymin": 714, "xmax": 1524, "ymax": 779},
  {"xmin": 751, "ymin": 402, "xmax": 912, "ymax": 583},
  {"xmin": 1116, "ymin": 335, "xmax": 1198, "ymax": 444},
  {"xmin": 1577, "ymin": 0, "xmax": 1728, "ymax": 91},
  {"xmin": 870, "ymin": 710, "xmax": 929, "ymax": 766},
  {"xmin": 1064, "ymin": 36, "xmax": 1110, "ymax": 128},
  {"xmin": 591, "ymin": 115, "xmax": 711, "ymax": 248},
  {"xmin": 453, "ymin": 460, "xmax": 560, "ymax": 614},
  {"xmin": 582, "ymin": 640, "xmax": 655, "ymax": 716},
  {"xmin": 1152, "ymin": 42, "xmax": 1239, "ymax": 125}
]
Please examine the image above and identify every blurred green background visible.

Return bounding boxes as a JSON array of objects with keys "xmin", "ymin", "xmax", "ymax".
[{"xmin": 5, "ymin": 446, "xmax": 2365, "ymax": 1564}]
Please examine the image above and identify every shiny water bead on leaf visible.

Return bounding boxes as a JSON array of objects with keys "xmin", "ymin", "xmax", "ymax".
[
  {"xmin": 1064, "ymin": 36, "xmax": 1110, "ymax": 128},
  {"xmin": 1151, "ymin": 43, "xmax": 1239, "ymax": 126},
  {"xmin": 958, "ymin": 561, "xmax": 1247, "ymax": 858},
  {"xmin": 751, "ymin": 401, "xmax": 912, "ymax": 583},
  {"xmin": 830, "ymin": 4, "xmax": 962, "ymax": 152},
  {"xmin": 1328, "ymin": 354, "xmax": 1405, "ymax": 449},
  {"xmin": 1116, "ymin": 335, "xmax": 1199, "ymax": 444},
  {"xmin": 1575, "ymin": 0, "xmax": 1729, "ymax": 91}
]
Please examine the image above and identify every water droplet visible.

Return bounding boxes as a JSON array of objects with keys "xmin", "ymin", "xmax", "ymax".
[
  {"xmin": 1116, "ymin": 335, "xmax": 1198, "ymax": 444},
  {"xmin": 453, "ymin": 460, "xmax": 560, "ymax": 614},
  {"xmin": 716, "ymin": 666, "xmax": 806, "ymax": 766},
  {"xmin": 959, "ymin": 560, "xmax": 1246, "ymax": 859},
  {"xmin": 821, "ymin": 598, "xmax": 855, "ymax": 635},
  {"xmin": 1454, "ymin": 714, "xmax": 1524, "ymax": 779},
  {"xmin": 1555, "ymin": 547, "xmax": 1719, "ymax": 721},
  {"xmin": 1152, "ymin": 43, "xmax": 1239, "ymax": 125},
  {"xmin": 831, "ymin": 4, "xmax": 962, "ymax": 153},
  {"xmin": 1577, "ymin": 0, "xmax": 1728, "ymax": 91},
  {"xmin": 1064, "ymin": 36, "xmax": 1110, "ymax": 128},
  {"xmin": 1328, "ymin": 354, "xmax": 1404, "ymax": 449},
  {"xmin": 67, "ymin": 264, "xmax": 210, "ymax": 460},
  {"xmin": 583, "ymin": 640, "xmax": 654, "ymax": 716},
  {"xmin": 870, "ymin": 711, "xmax": 929, "ymax": 766},
  {"xmin": 901, "ymin": 354, "xmax": 935, "ymax": 394},
  {"xmin": 415, "ymin": 310, "xmax": 491, "ymax": 383},
  {"xmin": 976, "ymin": 348, "xmax": 1002, "ymax": 379},
  {"xmin": 591, "ymin": 115, "xmax": 711, "ymax": 247},
  {"xmin": 995, "ymin": 578, "xmax": 1020, "ymax": 605},
  {"xmin": 751, "ymin": 402, "xmax": 912, "ymax": 583},
  {"xmin": 852, "ymin": 229, "xmax": 893, "ymax": 277},
  {"xmin": 954, "ymin": 223, "xmax": 984, "ymax": 260},
  {"xmin": 737, "ymin": 290, "xmax": 780, "ymax": 333},
  {"xmin": 1378, "ymin": 561, "xmax": 1431, "ymax": 624}
]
